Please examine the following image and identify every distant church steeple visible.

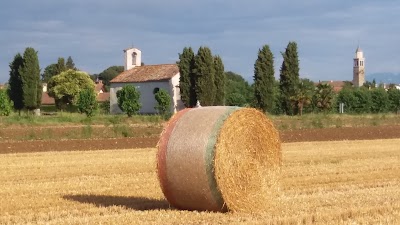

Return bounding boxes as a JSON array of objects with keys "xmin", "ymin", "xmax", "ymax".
[{"xmin": 353, "ymin": 46, "xmax": 365, "ymax": 87}]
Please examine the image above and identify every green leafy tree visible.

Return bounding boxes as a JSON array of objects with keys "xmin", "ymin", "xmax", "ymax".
[
  {"xmin": 19, "ymin": 47, "xmax": 42, "ymax": 111},
  {"xmin": 100, "ymin": 100, "xmax": 110, "ymax": 114},
  {"xmin": 254, "ymin": 44, "xmax": 275, "ymax": 112},
  {"xmin": 116, "ymin": 85, "xmax": 141, "ymax": 117},
  {"xmin": 342, "ymin": 81, "xmax": 354, "ymax": 90},
  {"xmin": 0, "ymin": 89, "xmax": 13, "ymax": 116},
  {"xmin": 177, "ymin": 47, "xmax": 196, "ymax": 107},
  {"xmin": 337, "ymin": 88, "xmax": 356, "ymax": 113},
  {"xmin": 313, "ymin": 83, "xmax": 335, "ymax": 112},
  {"xmin": 8, "ymin": 53, "xmax": 24, "ymax": 113},
  {"xmin": 213, "ymin": 55, "xmax": 225, "ymax": 105},
  {"xmin": 353, "ymin": 88, "xmax": 372, "ymax": 114},
  {"xmin": 370, "ymin": 88, "xmax": 389, "ymax": 113},
  {"xmin": 95, "ymin": 66, "xmax": 124, "ymax": 88},
  {"xmin": 154, "ymin": 89, "xmax": 171, "ymax": 116},
  {"xmin": 280, "ymin": 42, "xmax": 300, "ymax": 115},
  {"xmin": 194, "ymin": 46, "xmax": 216, "ymax": 106},
  {"xmin": 66, "ymin": 56, "xmax": 76, "ymax": 70},
  {"xmin": 77, "ymin": 88, "xmax": 98, "ymax": 117},
  {"xmin": 41, "ymin": 63, "xmax": 58, "ymax": 83},
  {"xmin": 55, "ymin": 57, "xmax": 66, "ymax": 75},
  {"xmin": 225, "ymin": 71, "xmax": 253, "ymax": 107},
  {"xmin": 48, "ymin": 70, "xmax": 95, "ymax": 110},
  {"xmin": 388, "ymin": 87, "xmax": 400, "ymax": 114},
  {"xmin": 290, "ymin": 79, "xmax": 314, "ymax": 116}
]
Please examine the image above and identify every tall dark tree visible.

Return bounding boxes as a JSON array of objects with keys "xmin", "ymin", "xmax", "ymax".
[
  {"xmin": 253, "ymin": 45, "xmax": 275, "ymax": 112},
  {"xmin": 19, "ymin": 47, "xmax": 42, "ymax": 111},
  {"xmin": 193, "ymin": 46, "xmax": 216, "ymax": 106},
  {"xmin": 66, "ymin": 56, "xmax": 76, "ymax": 70},
  {"xmin": 8, "ymin": 53, "xmax": 24, "ymax": 113},
  {"xmin": 55, "ymin": 57, "xmax": 66, "ymax": 75},
  {"xmin": 41, "ymin": 63, "xmax": 58, "ymax": 83},
  {"xmin": 177, "ymin": 47, "xmax": 196, "ymax": 107},
  {"xmin": 213, "ymin": 55, "xmax": 225, "ymax": 105},
  {"xmin": 280, "ymin": 41, "xmax": 300, "ymax": 115}
]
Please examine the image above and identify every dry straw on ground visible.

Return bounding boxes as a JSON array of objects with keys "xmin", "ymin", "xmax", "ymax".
[{"xmin": 157, "ymin": 106, "xmax": 281, "ymax": 212}]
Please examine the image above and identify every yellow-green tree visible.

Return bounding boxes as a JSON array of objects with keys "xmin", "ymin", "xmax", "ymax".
[{"xmin": 48, "ymin": 70, "xmax": 95, "ymax": 110}]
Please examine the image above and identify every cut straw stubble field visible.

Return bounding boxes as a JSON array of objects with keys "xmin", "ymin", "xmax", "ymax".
[{"xmin": 0, "ymin": 139, "xmax": 399, "ymax": 224}]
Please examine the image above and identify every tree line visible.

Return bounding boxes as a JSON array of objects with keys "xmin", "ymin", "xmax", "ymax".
[
  {"xmin": 177, "ymin": 46, "xmax": 225, "ymax": 107},
  {"xmin": 178, "ymin": 42, "xmax": 400, "ymax": 115},
  {"xmin": 2, "ymin": 47, "xmax": 102, "ymax": 117},
  {"xmin": 178, "ymin": 42, "xmax": 305, "ymax": 114}
]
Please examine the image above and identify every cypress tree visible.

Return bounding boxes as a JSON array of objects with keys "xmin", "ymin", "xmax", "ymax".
[
  {"xmin": 19, "ymin": 47, "xmax": 42, "ymax": 111},
  {"xmin": 177, "ymin": 47, "xmax": 196, "ymax": 107},
  {"xmin": 194, "ymin": 46, "xmax": 216, "ymax": 106},
  {"xmin": 279, "ymin": 41, "xmax": 300, "ymax": 115},
  {"xmin": 213, "ymin": 55, "xmax": 225, "ymax": 105},
  {"xmin": 253, "ymin": 45, "xmax": 275, "ymax": 112},
  {"xmin": 55, "ymin": 57, "xmax": 66, "ymax": 75},
  {"xmin": 66, "ymin": 56, "xmax": 76, "ymax": 70},
  {"xmin": 8, "ymin": 53, "xmax": 24, "ymax": 113}
]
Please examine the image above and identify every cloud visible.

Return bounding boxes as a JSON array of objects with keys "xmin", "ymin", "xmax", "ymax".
[{"xmin": 1, "ymin": 0, "xmax": 400, "ymax": 83}]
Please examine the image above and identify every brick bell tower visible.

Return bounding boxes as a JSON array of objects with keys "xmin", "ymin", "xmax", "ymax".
[{"xmin": 353, "ymin": 46, "xmax": 365, "ymax": 87}]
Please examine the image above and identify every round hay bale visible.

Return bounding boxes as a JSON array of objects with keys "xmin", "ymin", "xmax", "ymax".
[{"xmin": 157, "ymin": 106, "xmax": 281, "ymax": 212}]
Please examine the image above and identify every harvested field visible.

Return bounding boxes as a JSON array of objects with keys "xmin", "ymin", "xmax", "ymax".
[
  {"xmin": 1, "ymin": 125, "xmax": 400, "ymax": 153},
  {"xmin": 1, "ymin": 139, "xmax": 399, "ymax": 224}
]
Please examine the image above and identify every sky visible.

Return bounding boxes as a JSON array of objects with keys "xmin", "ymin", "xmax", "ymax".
[{"xmin": 1, "ymin": 0, "xmax": 400, "ymax": 83}]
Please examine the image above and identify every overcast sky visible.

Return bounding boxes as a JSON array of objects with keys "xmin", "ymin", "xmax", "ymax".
[{"xmin": 1, "ymin": 0, "xmax": 399, "ymax": 83}]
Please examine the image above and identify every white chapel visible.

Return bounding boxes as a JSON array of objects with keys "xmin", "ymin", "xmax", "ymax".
[{"xmin": 109, "ymin": 48, "xmax": 184, "ymax": 114}]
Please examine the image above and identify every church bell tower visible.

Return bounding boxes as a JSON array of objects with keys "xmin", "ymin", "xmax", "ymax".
[{"xmin": 353, "ymin": 46, "xmax": 365, "ymax": 87}]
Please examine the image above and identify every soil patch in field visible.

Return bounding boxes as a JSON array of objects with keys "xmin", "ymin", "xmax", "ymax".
[{"xmin": 1, "ymin": 125, "xmax": 400, "ymax": 154}]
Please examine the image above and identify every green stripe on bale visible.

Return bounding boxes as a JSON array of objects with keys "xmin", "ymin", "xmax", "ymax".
[{"xmin": 204, "ymin": 106, "xmax": 239, "ymax": 211}]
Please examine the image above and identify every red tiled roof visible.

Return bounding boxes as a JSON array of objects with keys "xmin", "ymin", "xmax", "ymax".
[
  {"xmin": 41, "ymin": 92, "xmax": 55, "ymax": 105},
  {"xmin": 95, "ymin": 81, "xmax": 106, "ymax": 93},
  {"xmin": 97, "ymin": 92, "xmax": 110, "ymax": 102},
  {"xmin": 110, "ymin": 64, "xmax": 179, "ymax": 83},
  {"xmin": 316, "ymin": 81, "xmax": 346, "ymax": 92}
]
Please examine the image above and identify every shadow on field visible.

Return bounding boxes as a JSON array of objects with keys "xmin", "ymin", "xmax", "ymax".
[{"xmin": 63, "ymin": 194, "xmax": 170, "ymax": 211}]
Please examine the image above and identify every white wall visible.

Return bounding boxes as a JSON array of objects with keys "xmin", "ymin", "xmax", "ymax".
[
  {"xmin": 110, "ymin": 80, "xmax": 174, "ymax": 114},
  {"xmin": 170, "ymin": 74, "xmax": 185, "ymax": 112},
  {"xmin": 124, "ymin": 48, "xmax": 142, "ymax": 71}
]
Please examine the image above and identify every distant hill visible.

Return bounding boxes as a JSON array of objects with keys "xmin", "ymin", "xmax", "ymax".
[{"xmin": 367, "ymin": 73, "xmax": 400, "ymax": 84}]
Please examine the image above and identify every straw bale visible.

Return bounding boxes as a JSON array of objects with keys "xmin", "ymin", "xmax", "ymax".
[
  {"xmin": 214, "ymin": 108, "xmax": 281, "ymax": 212},
  {"xmin": 156, "ymin": 106, "xmax": 281, "ymax": 213}
]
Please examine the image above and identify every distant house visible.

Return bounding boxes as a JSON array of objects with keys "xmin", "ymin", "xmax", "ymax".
[
  {"xmin": 109, "ymin": 47, "xmax": 184, "ymax": 114},
  {"xmin": 41, "ymin": 83, "xmax": 55, "ymax": 106},
  {"xmin": 94, "ymin": 79, "xmax": 110, "ymax": 103}
]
